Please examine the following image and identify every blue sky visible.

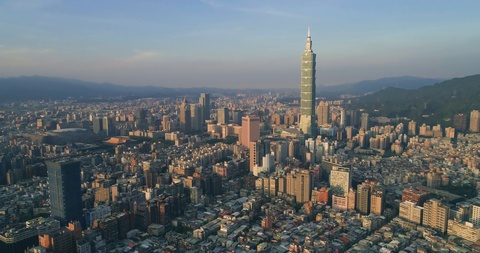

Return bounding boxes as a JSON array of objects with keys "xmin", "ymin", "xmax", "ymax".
[{"xmin": 1, "ymin": 0, "xmax": 479, "ymax": 88}]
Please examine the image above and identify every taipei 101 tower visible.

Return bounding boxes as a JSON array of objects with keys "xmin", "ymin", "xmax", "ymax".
[{"xmin": 299, "ymin": 27, "xmax": 316, "ymax": 136}]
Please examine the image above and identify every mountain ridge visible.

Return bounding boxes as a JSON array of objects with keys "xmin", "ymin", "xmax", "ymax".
[
  {"xmin": 349, "ymin": 74, "xmax": 480, "ymax": 125},
  {"xmin": 317, "ymin": 76, "xmax": 444, "ymax": 97},
  {"xmin": 0, "ymin": 75, "xmax": 444, "ymax": 101}
]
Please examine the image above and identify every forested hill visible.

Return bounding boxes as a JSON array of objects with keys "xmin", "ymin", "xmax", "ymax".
[{"xmin": 349, "ymin": 74, "xmax": 480, "ymax": 124}]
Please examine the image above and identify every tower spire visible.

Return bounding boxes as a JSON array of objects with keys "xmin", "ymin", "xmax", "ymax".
[{"xmin": 305, "ymin": 26, "xmax": 312, "ymax": 51}]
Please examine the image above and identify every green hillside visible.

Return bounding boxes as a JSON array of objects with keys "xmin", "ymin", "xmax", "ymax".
[{"xmin": 349, "ymin": 74, "xmax": 480, "ymax": 125}]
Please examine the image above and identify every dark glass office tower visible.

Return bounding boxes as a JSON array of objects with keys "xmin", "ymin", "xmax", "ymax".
[
  {"xmin": 47, "ymin": 160, "xmax": 83, "ymax": 226},
  {"xmin": 199, "ymin": 93, "xmax": 211, "ymax": 126}
]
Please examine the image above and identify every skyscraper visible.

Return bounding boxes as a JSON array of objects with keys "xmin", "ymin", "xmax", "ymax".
[
  {"xmin": 217, "ymin": 107, "xmax": 229, "ymax": 125},
  {"xmin": 179, "ymin": 98, "xmax": 191, "ymax": 134},
  {"xmin": 199, "ymin": 93, "xmax": 210, "ymax": 127},
  {"xmin": 135, "ymin": 108, "xmax": 148, "ymax": 129},
  {"xmin": 241, "ymin": 115, "xmax": 260, "ymax": 147},
  {"xmin": 275, "ymin": 141, "xmax": 289, "ymax": 164},
  {"xmin": 92, "ymin": 117, "xmax": 103, "ymax": 134},
  {"xmin": 47, "ymin": 160, "xmax": 83, "ymax": 226},
  {"xmin": 299, "ymin": 27, "xmax": 316, "ymax": 136},
  {"xmin": 361, "ymin": 113, "xmax": 369, "ymax": 131},
  {"xmin": 102, "ymin": 116, "xmax": 115, "ymax": 136},
  {"xmin": 232, "ymin": 110, "xmax": 244, "ymax": 125},
  {"xmin": 190, "ymin": 104, "xmax": 202, "ymax": 132}
]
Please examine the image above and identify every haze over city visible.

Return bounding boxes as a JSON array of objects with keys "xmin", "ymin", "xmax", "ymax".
[{"xmin": 1, "ymin": 0, "xmax": 480, "ymax": 88}]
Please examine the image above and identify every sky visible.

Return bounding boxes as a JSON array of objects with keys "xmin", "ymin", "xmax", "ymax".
[{"xmin": 1, "ymin": 0, "xmax": 480, "ymax": 88}]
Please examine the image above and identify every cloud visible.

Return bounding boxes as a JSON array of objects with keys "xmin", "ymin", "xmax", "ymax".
[
  {"xmin": 131, "ymin": 50, "xmax": 159, "ymax": 61},
  {"xmin": 120, "ymin": 50, "xmax": 161, "ymax": 64}
]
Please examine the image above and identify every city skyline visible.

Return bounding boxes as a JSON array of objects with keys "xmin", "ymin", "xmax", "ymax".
[{"xmin": 1, "ymin": 0, "xmax": 480, "ymax": 88}]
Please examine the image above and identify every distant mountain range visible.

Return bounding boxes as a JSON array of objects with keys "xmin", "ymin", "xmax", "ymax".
[
  {"xmin": 0, "ymin": 76, "xmax": 270, "ymax": 101},
  {"xmin": 317, "ymin": 76, "xmax": 443, "ymax": 97},
  {"xmin": 349, "ymin": 74, "xmax": 480, "ymax": 125},
  {"xmin": 0, "ymin": 75, "xmax": 443, "ymax": 101}
]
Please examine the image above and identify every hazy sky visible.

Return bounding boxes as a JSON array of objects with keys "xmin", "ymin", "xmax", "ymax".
[{"xmin": 1, "ymin": 0, "xmax": 479, "ymax": 88}]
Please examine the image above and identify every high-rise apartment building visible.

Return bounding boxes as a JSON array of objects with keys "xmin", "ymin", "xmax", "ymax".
[
  {"xmin": 161, "ymin": 115, "xmax": 171, "ymax": 131},
  {"xmin": 47, "ymin": 160, "xmax": 83, "ymax": 226},
  {"xmin": 471, "ymin": 203, "xmax": 480, "ymax": 226},
  {"xmin": 470, "ymin": 110, "xmax": 480, "ymax": 132},
  {"xmin": 295, "ymin": 170, "xmax": 312, "ymax": 203},
  {"xmin": 408, "ymin": 120, "xmax": 417, "ymax": 136},
  {"xmin": 370, "ymin": 186, "xmax": 384, "ymax": 215},
  {"xmin": 241, "ymin": 115, "xmax": 260, "ymax": 147},
  {"xmin": 94, "ymin": 216, "xmax": 118, "ymax": 244},
  {"xmin": 329, "ymin": 166, "xmax": 351, "ymax": 196},
  {"xmin": 423, "ymin": 199, "xmax": 449, "ymax": 233},
  {"xmin": 399, "ymin": 201, "xmax": 423, "ymax": 224},
  {"xmin": 340, "ymin": 109, "xmax": 346, "ymax": 127},
  {"xmin": 347, "ymin": 110, "xmax": 359, "ymax": 127},
  {"xmin": 249, "ymin": 141, "xmax": 264, "ymax": 172},
  {"xmin": 345, "ymin": 126, "xmax": 354, "ymax": 140},
  {"xmin": 347, "ymin": 188, "xmax": 356, "ymax": 211},
  {"xmin": 284, "ymin": 114, "xmax": 295, "ymax": 126},
  {"xmin": 299, "ymin": 27, "xmax": 316, "ymax": 136},
  {"xmin": 356, "ymin": 183, "xmax": 370, "ymax": 215},
  {"xmin": 361, "ymin": 113, "xmax": 369, "ymax": 131},
  {"xmin": 317, "ymin": 101, "xmax": 329, "ymax": 126},
  {"xmin": 288, "ymin": 139, "xmax": 300, "ymax": 158}
]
